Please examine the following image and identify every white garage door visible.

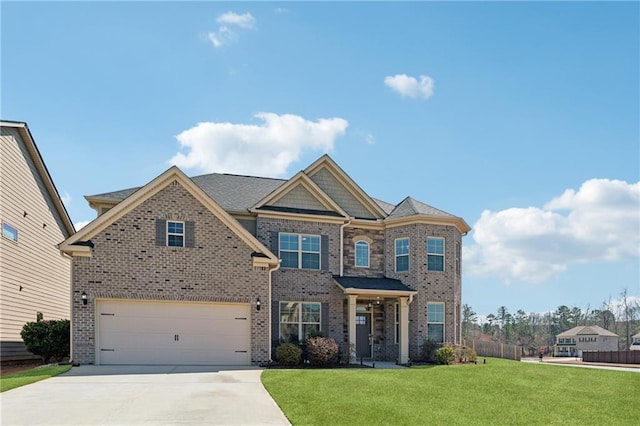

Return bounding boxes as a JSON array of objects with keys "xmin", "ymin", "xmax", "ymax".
[{"xmin": 97, "ymin": 300, "xmax": 251, "ymax": 365}]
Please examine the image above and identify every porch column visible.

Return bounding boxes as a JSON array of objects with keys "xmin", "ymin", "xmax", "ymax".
[
  {"xmin": 348, "ymin": 295, "xmax": 357, "ymax": 362},
  {"xmin": 399, "ymin": 296, "xmax": 410, "ymax": 364}
]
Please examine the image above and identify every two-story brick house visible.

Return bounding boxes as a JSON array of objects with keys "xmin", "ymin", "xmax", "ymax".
[{"xmin": 60, "ymin": 155, "xmax": 470, "ymax": 366}]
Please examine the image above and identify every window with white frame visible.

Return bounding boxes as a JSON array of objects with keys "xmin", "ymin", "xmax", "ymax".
[
  {"xmin": 455, "ymin": 241, "xmax": 460, "ymax": 275},
  {"xmin": 427, "ymin": 237, "xmax": 445, "ymax": 272},
  {"xmin": 279, "ymin": 301, "xmax": 321, "ymax": 342},
  {"xmin": 427, "ymin": 302, "xmax": 445, "ymax": 343},
  {"xmin": 395, "ymin": 238, "xmax": 409, "ymax": 272},
  {"xmin": 279, "ymin": 233, "xmax": 320, "ymax": 270},
  {"xmin": 167, "ymin": 221, "xmax": 184, "ymax": 247},
  {"xmin": 2, "ymin": 222, "xmax": 18, "ymax": 242},
  {"xmin": 355, "ymin": 241, "xmax": 369, "ymax": 268}
]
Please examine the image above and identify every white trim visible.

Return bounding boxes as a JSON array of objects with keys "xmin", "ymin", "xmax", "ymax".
[
  {"xmin": 354, "ymin": 240, "xmax": 370, "ymax": 268},
  {"xmin": 394, "ymin": 237, "xmax": 410, "ymax": 272},
  {"xmin": 427, "ymin": 237, "xmax": 445, "ymax": 272},
  {"xmin": 279, "ymin": 233, "xmax": 321, "ymax": 270},
  {"xmin": 278, "ymin": 301, "xmax": 322, "ymax": 342},
  {"xmin": 166, "ymin": 220, "xmax": 185, "ymax": 247},
  {"xmin": 427, "ymin": 302, "xmax": 445, "ymax": 343}
]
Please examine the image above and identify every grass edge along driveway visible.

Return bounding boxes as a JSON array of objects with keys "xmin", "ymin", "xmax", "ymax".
[
  {"xmin": 1, "ymin": 365, "xmax": 72, "ymax": 392},
  {"xmin": 262, "ymin": 358, "xmax": 639, "ymax": 425}
]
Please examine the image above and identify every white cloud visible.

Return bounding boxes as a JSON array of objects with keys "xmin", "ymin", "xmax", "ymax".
[
  {"xmin": 216, "ymin": 12, "xmax": 255, "ymax": 29},
  {"xmin": 464, "ymin": 179, "xmax": 640, "ymax": 283},
  {"xmin": 74, "ymin": 220, "xmax": 91, "ymax": 230},
  {"xmin": 208, "ymin": 12, "xmax": 255, "ymax": 48},
  {"xmin": 364, "ymin": 133, "xmax": 375, "ymax": 145},
  {"xmin": 169, "ymin": 112, "xmax": 349, "ymax": 177},
  {"xmin": 384, "ymin": 74, "xmax": 434, "ymax": 99},
  {"xmin": 60, "ymin": 191, "xmax": 71, "ymax": 206}
]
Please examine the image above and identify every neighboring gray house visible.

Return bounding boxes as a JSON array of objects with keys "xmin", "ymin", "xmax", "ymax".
[
  {"xmin": 60, "ymin": 155, "xmax": 470, "ymax": 365},
  {"xmin": 554, "ymin": 325, "xmax": 619, "ymax": 357},
  {"xmin": 630, "ymin": 332, "xmax": 640, "ymax": 351},
  {"xmin": 1, "ymin": 121, "xmax": 74, "ymax": 362}
]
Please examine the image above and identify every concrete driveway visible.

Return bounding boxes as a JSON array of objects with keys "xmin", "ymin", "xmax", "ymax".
[{"xmin": 0, "ymin": 365, "xmax": 290, "ymax": 425}]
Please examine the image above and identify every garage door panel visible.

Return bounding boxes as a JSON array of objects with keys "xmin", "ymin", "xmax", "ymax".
[{"xmin": 97, "ymin": 300, "xmax": 251, "ymax": 365}]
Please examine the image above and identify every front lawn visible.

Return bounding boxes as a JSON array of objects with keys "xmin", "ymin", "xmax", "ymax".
[
  {"xmin": 0, "ymin": 365, "xmax": 72, "ymax": 392},
  {"xmin": 262, "ymin": 358, "xmax": 639, "ymax": 425}
]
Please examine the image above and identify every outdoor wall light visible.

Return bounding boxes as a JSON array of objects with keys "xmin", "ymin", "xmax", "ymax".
[
  {"xmin": 256, "ymin": 297, "xmax": 261, "ymax": 311},
  {"xmin": 81, "ymin": 291, "xmax": 88, "ymax": 305}
]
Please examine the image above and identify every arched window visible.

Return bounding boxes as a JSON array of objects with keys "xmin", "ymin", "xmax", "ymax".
[{"xmin": 355, "ymin": 241, "xmax": 369, "ymax": 268}]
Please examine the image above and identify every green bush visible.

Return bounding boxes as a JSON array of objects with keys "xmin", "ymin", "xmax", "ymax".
[
  {"xmin": 20, "ymin": 319, "xmax": 70, "ymax": 364},
  {"xmin": 435, "ymin": 344, "xmax": 455, "ymax": 365},
  {"xmin": 306, "ymin": 337, "xmax": 338, "ymax": 367},
  {"xmin": 276, "ymin": 343, "xmax": 302, "ymax": 366},
  {"xmin": 419, "ymin": 339, "xmax": 441, "ymax": 362}
]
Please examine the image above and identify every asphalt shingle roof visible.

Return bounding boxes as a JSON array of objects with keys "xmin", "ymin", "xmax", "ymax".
[
  {"xmin": 333, "ymin": 276, "xmax": 415, "ymax": 292},
  {"xmin": 557, "ymin": 325, "xmax": 619, "ymax": 338}
]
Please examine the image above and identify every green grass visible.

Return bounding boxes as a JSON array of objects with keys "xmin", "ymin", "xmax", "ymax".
[
  {"xmin": 262, "ymin": 359, "xmax": 640, "ymax": 425},
  {"xmin": 0, "ymin": 365, "xmax": 72, "ymax": 392}
]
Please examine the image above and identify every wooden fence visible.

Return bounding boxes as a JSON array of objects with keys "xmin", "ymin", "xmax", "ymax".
[
  {"xmin": 463, "ymin": 340, "xmax": 521, "ymax": 361},
  {"xmin": 582, "ymin": 350, "xmax": 640, "ymax": 364}
]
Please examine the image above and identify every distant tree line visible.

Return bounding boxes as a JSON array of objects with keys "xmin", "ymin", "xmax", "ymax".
[{"xmin": 462, "ymin": 289, "xmax": 640, "ymax": 355}]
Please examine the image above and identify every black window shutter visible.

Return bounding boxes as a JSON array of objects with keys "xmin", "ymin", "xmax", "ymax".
[
  {"xmin": 271, "ymin": 300, "xmax": 280, "ymax": 359},
  {"xmin": 321, "ymin": 303, "xmax": 329, "ymax": 334},
  {"xmin": 321, "ymin": 235, "xmax": 329, "ymax": 271},
  {"xmin": 185, "ymin": 221, "xmax": 195, "ymax": 248},
  {"xmin": 270, "ymin": 231, "xmax": 279, "ymax": 257},
  {"xmin": 156, "ymin": 219, "xmax": 166, "ymax": 246}
]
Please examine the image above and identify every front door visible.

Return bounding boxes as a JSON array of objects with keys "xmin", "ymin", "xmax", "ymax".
[{"xmin": 355, "ymin": 313, "xmax": 371, "ymax": 358}]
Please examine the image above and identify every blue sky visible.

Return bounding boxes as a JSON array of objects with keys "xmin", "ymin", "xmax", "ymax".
[{"xmin": 3, "ymin": 1, "xmax": 638, "ymax": 319}]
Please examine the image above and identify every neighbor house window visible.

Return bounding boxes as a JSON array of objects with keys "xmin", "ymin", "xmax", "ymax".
[
  {"xmin": 355, "ymin": 241, "xmax": 369, "ymax": 268},
  {"xmin": 427, "ymin": 302, "xmax": 445, "ymax": 343},
  {"xmin": 395, "ymin": 238, "xmax": 409, "ymax": 272},
  {"xmin": 427, "ymin": 237, "xmax": 445, "ymax": 272},
  {"xmin": 279, "ymin": 301, "xmax": 321, "ymax": 342},
  {"xmin": 2, "ymin": 222, "xmax": 18, "ymax": 242},
  {"xmin": 279, "ymin": 233, "xmax": 320, "ymax": 270},
  {"xmin": 167, "ymin": 221, "xmax": 184, "ymax": 247}
]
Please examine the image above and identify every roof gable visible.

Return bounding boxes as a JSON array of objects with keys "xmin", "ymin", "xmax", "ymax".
[
  {"xmin": 60, "ymin": 166, "xmax": 279, "ymax": 265},
  {"xmin": 1, "ymin": 121, "xmax": 74, "ymax": 237},
  {"xmin": 251, "ymin": 171, "xmax": 348, "ymax": 218},
  {"xmin": 385, "ymin": 197, "xmax": 471, "ymax": 234},
  {"xmin": 557, "ymin": 325, "xmax": 619, "ymax": 338},
  {"xmin": 304, "ymin": 154, "xmax": 387, "ymax": 219}
]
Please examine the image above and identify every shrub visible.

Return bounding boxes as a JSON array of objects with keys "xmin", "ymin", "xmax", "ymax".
[
  {"xmin": 435, "ymin": 344, "xmax": 455, "ymax": 365},
  {"xmin": 454, "ymin": 345, "xmax": 477, "ymax": 364},
  {"xmin": 275, "ymin": 343, "xmax": 302, "ymax": 366},
  {"xmin": 20, "ymin": 319, "xmax": 70, "ymax": 364},
  {"xmin": 306, "ymin": 337, "xmax": 338, "ymax": 367},
  {"xmin": 419, "ymin": 338, "xmax": 441, "ymax": 363}
]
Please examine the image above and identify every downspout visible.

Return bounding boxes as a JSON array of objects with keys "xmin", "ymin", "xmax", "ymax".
[
  {"xmin": 339, "ymin": 217, "xmax": 353, "ymax": 277},
  {"xmin": 267, "ymin": 260, "xmax": 281, "ymax": 362}
]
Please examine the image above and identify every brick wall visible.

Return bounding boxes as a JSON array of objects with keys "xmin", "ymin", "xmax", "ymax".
[{"xmin": 71, "ymin": 182, "xmax": 271, "ymax": 365}]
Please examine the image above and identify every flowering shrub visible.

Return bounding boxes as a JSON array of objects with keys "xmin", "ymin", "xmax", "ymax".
[
  {"xmin": 306, "ymin": 337, "xmax": 338, "ymax": 367},
  {"xmin": 276, "ymin": 343, "xmax": 302, "ymax": 366},
  {"xmin": 435, "ymin": 344, "xmax": 455, "ymax": 365}
]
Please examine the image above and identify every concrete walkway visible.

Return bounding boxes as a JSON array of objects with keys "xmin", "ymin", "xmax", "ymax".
[{"xmin": 0, "ymin": 365, "xmax": 290, "ymax": 425}]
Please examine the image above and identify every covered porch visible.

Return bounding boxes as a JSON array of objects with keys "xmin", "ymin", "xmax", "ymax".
[{"xmin": 333, "ymin": 276, "xmax": 417, "ymax": 365}]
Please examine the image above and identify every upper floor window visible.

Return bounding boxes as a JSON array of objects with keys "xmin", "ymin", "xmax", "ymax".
[
  {"xmin": 455, "ymin": 241, "xmax": 460, "ymax": 275},
  {"xmin": 279, "ymin": 301, "xmax": 321, "ymax": 343},
  {"xmin": 427, "ymin": 237, "xmax": 445, "ymax": 272},
  {"xmin": 2, "ymin": 222, "xmax": 18, "ymax": 242},
  {"xmin": 280, "ymin": 233, "xmax": 320, "ymax": 270},
  {"xmin": 167, "ymin": 221, "xmax": 184, "ymax": 247},
  {"xmin": 355, "ymin": 241, "xmax": 369, "ymax": 268},
  {"xmin": 395, "ymin": 238, "xmax": 409, "ymax": 272},
  {"xmin": 427, "ymin": 302, "xmax": 445, "ymax": 343}
]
